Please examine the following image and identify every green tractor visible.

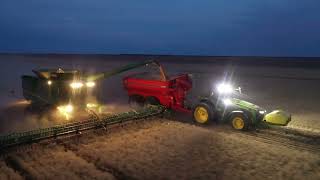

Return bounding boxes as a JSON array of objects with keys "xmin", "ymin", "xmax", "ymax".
[{"xmin": 188, "ymin": 82, "xmax": 291, "ymax": 130}]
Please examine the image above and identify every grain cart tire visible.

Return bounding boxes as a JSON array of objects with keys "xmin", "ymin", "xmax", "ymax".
[
  {"xmin": 193, "ymin": 102, "xmax": 214, "ymax": 124},
  {"xmin": 145, "ymin": 96, "xmax": 160, "ymax": 107},
  {"xmin": 129, "ymin": 95, "xmax": 145, "ymax": 110},
  {"xmin": 229, "ymin": 113, "xmax": 251, "ymax": 131}
]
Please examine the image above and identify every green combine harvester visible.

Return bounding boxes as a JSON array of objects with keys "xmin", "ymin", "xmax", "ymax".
[{"xmin": 21, "ymin": 61, "xmax": 158, "ymax": 117}]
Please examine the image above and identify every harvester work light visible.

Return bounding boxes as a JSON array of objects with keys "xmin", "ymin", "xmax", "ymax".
[
  {"xmin": 86, "ymin": 81, "xmax": 95, "ymax": 87},
  {"xmin": 70, "ymin": 82, "xmax": 84, "ymax": 89}
]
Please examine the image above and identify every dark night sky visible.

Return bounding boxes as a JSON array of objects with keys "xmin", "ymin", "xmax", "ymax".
[{"xmin": 0, "ymin": 0, "xmax": 319, "ymax": 56}]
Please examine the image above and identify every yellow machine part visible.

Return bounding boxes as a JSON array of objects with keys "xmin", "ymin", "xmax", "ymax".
[
  {"xmin": 194, "ymin": 107, "xmax": 209, "ymax": 124},
  {"xmin": 264, "ymin": 110, "xmax": 291, "ymax": 126}
]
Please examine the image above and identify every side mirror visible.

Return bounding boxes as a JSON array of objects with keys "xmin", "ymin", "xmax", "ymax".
[{"xmin": 235, "ymin": 87, "xmax": 242, "ymax": 94}]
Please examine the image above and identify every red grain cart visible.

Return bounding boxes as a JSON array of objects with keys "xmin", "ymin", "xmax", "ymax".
[{"xmin": 123, "ymin": 66, "xmax": 192, "ymax": 113}]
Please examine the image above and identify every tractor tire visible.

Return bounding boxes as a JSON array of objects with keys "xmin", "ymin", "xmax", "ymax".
[
  {"xmin": 144, "ymin": 96, "xmax": 160, "ymax": 107},
  {"xmin": 229, "ymin": 113, "xmax": 251, "ymax": 131},
  {"xmin": 192, "ymin": 102, "xmax": 214, "ymax": 124},
  {"xmin": 129, "ymin": 95, "xmax": 145, "ymax": 110}
]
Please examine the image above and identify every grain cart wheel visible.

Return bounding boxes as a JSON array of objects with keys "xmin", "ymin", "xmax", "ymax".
[
  {"xmin": 229, "ymin": 113, "xmax": 251, "ymax": 131},
  {"xmin": 145, "ymin": 96, "xmax": 160, "ymax": 107},
  {"xmin": 129, "ymin": 95, "xmax": 145, "ymax": 110},
  {"xmin": 193, "ymin": 103, "xmax": 214, "ymax": 124}
]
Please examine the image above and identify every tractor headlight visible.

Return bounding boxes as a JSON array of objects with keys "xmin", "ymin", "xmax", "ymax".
[
  {"xmin": 259, "ymin": 110, "xmax": 266, "ymax": 114},
  {"xmin": 216, "ymin": 83, "xmax": 233, "ymax": 94},
  {"xmin": 70, "ymin": 82, "xmax": 83, "ymax": 89},
  {"xmin": 223, "ymin": 98, "xmax": 233, "ymax": 106},
  {"xmin": 86, "ymin": 81, "xmax": 95, "ymax": 88}
]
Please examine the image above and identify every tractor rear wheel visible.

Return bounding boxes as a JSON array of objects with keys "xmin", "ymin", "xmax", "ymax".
[
  {"xmin": 193, "ymin": 102, "xmax": 214, "ymax": 124},
  {"xmin": 229, "ymin": 113, "xmax": 251, "ymax": 131}
]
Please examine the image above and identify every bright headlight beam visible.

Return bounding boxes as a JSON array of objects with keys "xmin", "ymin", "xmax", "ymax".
[
  {"xmin": 223, "ymin": 98, "xmax": 232, "ymax": 106},
  {"xmin": 57, "ymin": 104, "xmax": 73, "ymax": 120},
  {"xmin": 70, "ymin": 82, "xmax": 83, "ymax": 89},
  {"xmin": 259, "ymin": 110, "xmax": 266, "ymax": 114},
  {"xmin": 86, "ymin": 81, "xmax": 95, "ymax": 87},
  {"xmin": 86, "ymin": 103, "xmax": 98, "ymax": 108},
  {"xmin": 57, "ymin": 104, "xmax": 73, "ymax": 113},
  {"xmin": 216, "ymin": 83, "xmax": 233, "ymax": 94},
  {"xmin": 65, "ymin": 105, "xmax": 73, "ymax": 113},
  {"xmin": 47, "ymin": 80, "xmax": 52, "ymax": 85}
]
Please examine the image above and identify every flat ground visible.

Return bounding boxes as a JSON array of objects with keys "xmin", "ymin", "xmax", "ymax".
[
  {"xmin": 1, "ymin": 120, "xmax": 319, "ymax": 180},
  {"xmin": 0, "ymin": 55, "xmax": 319, "ymax": 179}
]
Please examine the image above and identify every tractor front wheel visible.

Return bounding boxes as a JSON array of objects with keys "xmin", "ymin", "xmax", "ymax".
[
  {"xmin": 229, "ymin": 113, "xmax": 251, "ymax": 131},
  {"xmin": 193, "ymin": 103, "xmax": 214, "ymax": 124}
]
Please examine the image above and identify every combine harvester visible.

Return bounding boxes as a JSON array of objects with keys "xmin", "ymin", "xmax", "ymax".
[
  {"xmin": 21, "ymin": 60, "xmax": 160, "ymax": 117},
  {"xmin": 1, "ymin": 61, "xmax": 166, "ymax": 149},
  {"xmin": 0, "ymin": 60, "xmax": 291, "ymax": 149}
]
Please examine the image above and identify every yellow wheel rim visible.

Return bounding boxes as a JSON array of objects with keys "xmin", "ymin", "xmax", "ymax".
[
  {"xmin": 194, "ymin": 107, "xmax": 209, "ymax": 123},
  {"xmin": 232, "ymin": 117, "xmax": 245, "ymax": 130}
]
